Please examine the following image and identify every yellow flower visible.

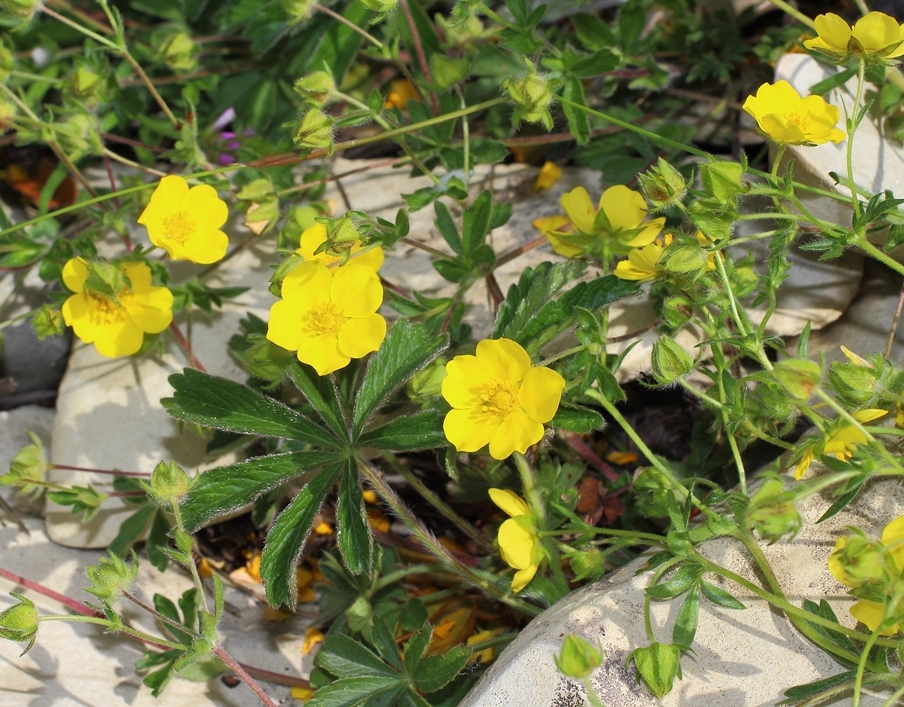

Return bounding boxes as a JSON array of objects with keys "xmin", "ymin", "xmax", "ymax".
[
  {"xmin": 613, "ymin": 237, "xmax": 670, "ymax": 281},
  {"xmin": 61, "ymin": 258, "xmax": 173, "ymax": 358},
  {"xmin": 793, "ymin": 449, "xmax": 814, "ymax": 481},
  {"xmin": 297, "ymin": 223, "xmax": 383, "ymax": 272},
  {"xmin": 804, "ymin": 12, "xmax": 904, "ymax": 61},
  {"xmin": 441, "ymin": 338, "xmax": 565, "ymax": 460},
  {"xmin": 384, "ymin": 78, "xmax": 420, "ymax": 110},
  {"xmin": 828, "ymin": 515, "xmax": 904, "ymax": 634},
  {"xmin": 533, "ymin": 214, "xmax": 585, "ymax": 259},
  {"xmin": 489, "ymin": 488, "xmax": 543, "ymax": 593},
  {"xmin": 137, "ymin": 175, "xmax": 229, "ymax": 264},
  {"xmin": 266, "ymin": 261, "xmax": 386, "ymax": 376},
  {"xmin": 559, "ymin": 185, "xmax": 665, "ymax": 252},
  {"xmin": 742, "ymin": 81, "xmax": 845, "ymax": 146},
  {"xmin": 533, "ymin": 161, "xmax": 563, "ymax": 192},
  {"xmin": 823, "ymin": 408, "xmax": 887, "ymax": 460}
]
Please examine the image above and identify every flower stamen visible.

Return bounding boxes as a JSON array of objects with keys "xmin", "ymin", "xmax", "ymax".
[{"xmin": 162, "ymin": 212, "xmax": 197, "ymax": 245}]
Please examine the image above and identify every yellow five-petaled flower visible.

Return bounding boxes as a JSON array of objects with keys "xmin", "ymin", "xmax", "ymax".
[
  {"xmin": 743, "ymin": 81, "xmax": 846, "ymax": 147},
  {"xmin": 541, "ymin": 185, "xmax": 666, "ymax": 258},
  {"xmin": 441, "ymin": 338, "xmax": 565, "ymax": 460},
  {"xmin": 489, "ymin": 488, "xmax": 543, "ymax": 593},
  {"xmin": 805, "ymin": 12, "xmax": 904, "ymax": 62},
  {"xmin": 794, "ymin": 408, "xmax": 887, "ymax": 479},
  {"xmin": 138, "ymin": 175, "xmax": 229, "ymax": 264},
  {"xmin": 61, "ymin": 258, "xmax": 173, "ymax": 358},
  {"xmin": 266, "ymin": 261, "xmax": 386, "ymax": 376}
]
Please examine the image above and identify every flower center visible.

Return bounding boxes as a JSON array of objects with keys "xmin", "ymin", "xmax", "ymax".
[
  {"xmin": 479, "ymin": 381, "xmax": 519, "ymax": 417},
  {"xmin": 306, "ymin": 302, "xmax": 345, "ymax": 336},
  {"xmin": 786, "ymin": 109, "xmax": 811, "ymax": 133},
  {"xmin": 162, "ymin": 212, "xmax": 196, "ymax": 244},
  {"xmin": 89, "ymin": 293, "xmax": 128, "ymax": 325}
]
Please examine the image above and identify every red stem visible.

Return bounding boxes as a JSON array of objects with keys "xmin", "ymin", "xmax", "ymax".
[
  {"xmin": 52, "ymin": 463, "xmax": 151, "ymax": 477},
  {"xmin": 212, "ymin": 645, "xmax": 278, "ymax": 707},
  {"xmin": 0, "ymin": 566, "xmax": 103, "ymax": 618},
  {"xmin": 168, "ymin": 322, "xmax": 206, "ymax": 372},
  {"xmin": 399, "ymin": 0, "xmax": 439, "ymax": 115}
]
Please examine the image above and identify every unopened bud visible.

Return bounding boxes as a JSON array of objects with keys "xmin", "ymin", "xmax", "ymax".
[
  {"xmin": 1, "ymin": 431, "xmax": 49, "ymax": 499},
  {"xmin": 84, "ymin": 552, "xmax": 139, "ymax": 607},
  {"xmin": 568, "ymin": 548, "xmax": 607, "ymax": 582},
  {"xmin": 294, "ymin": 109, "xmax": 334, "ymax": 155},
  {"xmin": 700, "ymin": 160, "xmax": 745, "ymax": 205},
  {"xmin": 773, "ymin": 359, "xmax": 822, "ymax": 401},
  {"xmin": 555, "ymin": 634, "xmax": 603, "ymax": 679},
  {"xmin": 279, "ymin": 0, "xmax": 314, "ymax": 22},
  {"xmin": 637, "ymin": 158, "xmax": 687, "ymax": 210},
  {"xmin": 32, "ymin": 305, "xmax": 65, "ymax": 340},
  {"xmin": 628, "ymin": 642, "xmax": 682, "ymax": 697},
  {"xmin": 360, "ymin": 0, "xmax": 397, "ymax": 13},
  {"xmin": 407, "ymin": 357, "xmax": 446, "ymax": 402},
  {"xmin": 294, "ymin": 71, "xmax": 335, "ymax": 108},
  {"xmin": 651, "ymin": 337, "xmax": 694, "ymax": 385},
  {"xmin": 159, "ymin": 31, "xmax": 200, "ymax": 74},
  {"xmin": 0, "ymin": 593, "xmax": 38, "ymax": 655},
  {"xmin": 660, "ymin": 239, "xmax": 707, "ymax": 277},
  {"xmin": 143, "ymin": 461, "xmax": 191, "ymax": 506},
  {"xmin": 746, "ymin": 476, "xmax": 801, "ymax": 543},
  {"xmin": 503, "ymin": 60, "xmax": 554, "ymax": 130},
  {"xmin": 328, "ymin": 217, "xmax": 361, "ymax": 244},
  {"xmin": 0, "ymin": 0, "xmax": 41, "ymax": 22}
]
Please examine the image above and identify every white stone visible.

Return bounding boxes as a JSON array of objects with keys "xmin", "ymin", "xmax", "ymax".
[
  {"xmin": 462, "ymin": 473, "xmax": 895, "ymax": 706},
  {"xmin": 0, "ymin": 517, "xmax": 313, "ymax": 706}
]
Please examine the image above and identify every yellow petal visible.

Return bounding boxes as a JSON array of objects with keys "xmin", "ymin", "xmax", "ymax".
[
  {"xmin": 443, "ymin": 407, "xmax": 498, "ymax": 453},
  {"xmin": 266, "ymin": 299, "xmax": 305, "ymax": 352},
  {"xmin": 331, "ymin": 263, "xmax": 382, "ymax": 318},
  {"xmin": 124, "ymin": 287, "xmax": 174, "ymax": 334},
  {"xmin": 518, "ymin": 366, "xmax": 565, "ymax": 423},
  {"xmin": 533, "ymin": 214, "xmax": 572, "ymax": 236},
  {"xmin": 812, "ymin": 13, "xmax": 852, "ymax": 53},
  {"xmin": 853, "ymin": 408, "xmax": 887, "ymax": 423},
  {"xmin": 183, "ymin": 184, "xmax": 228, "ymax": 230},
  {"xmin": 510, "ymin": 563, "xmax": 538, "ymax": 593},
  {"xmin": 827, "ymin": 536, "xmax": 856, "ymax": 587},
  {"xmin": 882, "ymin": 515, "xmax": 904, "ymax": 571},
  {"xmin": 138, "ymin": 175, "xmax": 188, "ymax": 226},
  {"xmin": 497, "ymin": 517, "xmax": 537, "ymax": 570},
  {"xmin": 302, "ymin": 628, "xmax": 324, "ymax": 655},
  {"xmin": 794, "ymin": 449, "xmax": 813, "ymax": 481},
  {"xmin": 296, "ymin": 332, "xmax": 349, "ymax": 375},
  {"xmin": 281, "ymin": 261, "xmax": 332, "ymax": 307},
  {"xmin": 298, "ymin": 223, "xmax": 329, "ymax": 261},
  {"xmin": 119, "ymin": 261, "xmax": 152, "ymax": 291},
  {"xmin": 853, "ymin": 11, "xmax": 900, "ymax": 52},
  {"xmin": 622, "ymin": 217, "xmax": 665, "ymax": 248},
  {"xmin": 62, "ymin": 258, "xmax": 89, "ymax": 293},
  {"xmin": 560, "ymin": 187, "xmax": 596, "ymax": 234},
  {"xmin": 534, "ymin": 161, "xmax": 562, "ymax": 192},
  {"xmin": 599, "ymin": 185, "xmax": 648, "ymax": 233},
  {"xmin": 173, "ymin": 229, "xmax": 229, "ymax": 265},
  {"xmin": 350, "ymin": 244, "xmax": 384, "ymax": 272},
  {"xmin": 337, "ymin": 313, "xmax": 386, "ymax": 359},
  {"xmin": 850, "ymin": 599, "xmax": 897, "ymax": 635},
  {"xmin": 93, "ymin": 319, "xmax": 145, "ymax": 358},
  {"xmin": 547, "ymin": 232, "xmax": 585, "ymax": 258},
  {"xmin": 489, "ymin": 407, "xmax": 544, "ymax": 459},
  {"xmin": 441, "ymin": 354, "xmax": 497, "ymax": 409},
  {"xmin": 488, "ymin": 488, "xmax": 531, "ymax": 519},
  {"xmin": 62, "ymin": 293, "xmax": 96, "ymax": 340},
  {"xmin": 475, "ymin": 338, "xmax": 531, "ymax": 386}
]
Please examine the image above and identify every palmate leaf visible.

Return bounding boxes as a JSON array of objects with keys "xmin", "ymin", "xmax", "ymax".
[
  {"xmin": 288, "ymin": 361, "xmax": 349, "ymax": 442},
  {"xmin": 163, "ymin": 369, "xmax": 341, "ymax": 450},
  {"xmin": 353, "ymin": 321, "xmax": 447, "ymax": 437},
  {"xmin": 261, "ymin": 464, "xmax": 341, "ymax": 607},
  {"xmin": 179, "ymin": 451, "xmax": 340, "ymax": 533}
]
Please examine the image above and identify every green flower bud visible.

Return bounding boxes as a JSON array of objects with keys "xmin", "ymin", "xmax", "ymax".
[
  {"xmin": 54, "ymin": 111, "xmax": 102, "ymax": 160},
  {"xmin": 294, "ymin": 109, "xmax": 334, "ymax": 155},
  {"xmin": 773, "ymin": 359, "xmax": 822, "ymax": 401},
  {"xmin": 407, "ymin": 357, "xmax": 447, "ymax": 403},
  {"xmin": 637, "ymin": 158, "xmax": 687, "ymax": 210},
  {"xmin": 829, "ymin": 362, "xmax": 881, "ymax": 406},
  {"xmin": 84, "ymin": 552, "xmax": 139, "ymax": 607},
  {"xmin": 651, "ymin": 337, "xmax": 694, "ymax": 385},
  {"xmin": 32, "ymin": 305, "xmax": 65, "ymax": 341},
  {"xmin": 660, "ymin": 295, "xmax": 693, "ymax": 329},
  {"xmin": 555, "ymin": 634, "xmax": 603, "ymax": 679},
  {"xmin": 568, "ymin": 548, "xmax": 607, "ymax": 582},
  {"xmin": 0, "ymin": 0, "xmax": 40, "ymax": 22},
  {"xmin": 745, "ymin": 476, "xmax": 802, "ymax": 543},
  {"xmin": 732, "ymin": 264, "xmax": 758, "ymax": 298},
  {"xmin": 66, "ymin": 65, "xmax": 105, "ymax": 105},
  {"xmin": 0, "ymin": 593, "xmax": 39, "ymax": 655},
  {"xmin": 1, "ymin": 431, "xmax": 49, "ymax": 499},
  {"xmin": 360, "ymin": 0, "xmax": 398, "ymax": 13},
  {"xmin": 294, "ymin": 71, "xmax": 335, "ymax": 108},
  {"xmin": 699, "ymin": 159, "xmax": 746, "ymax": 206},
  {"xmin": 503, "ymin": 59, "xmax": 554, "ymax": 130},
  {"xmin": 328, "ymin": 216, "xmax": 361, "ymax": 244},
  {"xmin": 0, "ymin": 42, "xmax": 14, "ymax": 84},
  {"xmin": 234, "ymin": 335, "xmax": 295, "ymax": 383},
  {"xmin": 159, "ymin": 31, "xmax": 200, "ymax": 74},
  {"xmin": 628, "ymin": 642, "xmax": 682, "ymax": 697},
  {"xmin": 279, "ymin": 0, "xmax": 314, "ymax": 23},
  {"xmin": 660, "ymin": 239, "xmax": 707, "ymax": 278},
  {"xmin": 430, "ymin": 54, "xmax": 470, "ymax": 90},
  {"xmin": 142, "ymin": 461, "xmax": 191, "ymax": 506},
  {"xmin": 346, "ymin": 595, "xmax": 373, "ymax": 634}
]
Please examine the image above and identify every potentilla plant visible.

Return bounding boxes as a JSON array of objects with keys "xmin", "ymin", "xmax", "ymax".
[{"xmin": 6, "ymin": 1, "xmax": 904, "ymax": 705}]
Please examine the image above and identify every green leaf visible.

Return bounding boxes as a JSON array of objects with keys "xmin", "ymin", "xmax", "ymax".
[
  {"xmin": 147, "ymin": 509, "xmax": 172, "ymax": 572},
  {"xmin": 433, "ymin": 257, "xmax": 470, "ymax": 283},
  {"xmin": 307, "ymin": 678, "xmax": 404, "ymax": 707},
  {"xmin": 108, "ymin": 504, "xmax": 155, "ymax": 558},
  {"xmin": 316, "ymin": 634, "xmax": 399, "ymax": 679},
  {"xmin": 461, "ymin": 191, "xmax": 493, "ymax": 255},
  {"xmin": 572, "ymin": 13, "xmax": 617, "ymax": 50},
  {"xmin": 411, "ymin": 646, "xmax": 470, "ymax": 693},
  {"xmin": 434, "ymin": 201, "xmax": 462, "ymax": 255},
  {"xmin": 288, "ymin": 362, "xmax": 349, "ymax": 441},
  {"xmin": 672, "ymin": 584, "xmax": 699, "ymax": 647},
  {"xmin": 646, "ymin": 563, "xmax": 702, "ymax": 600},
  {"xmin": 179, "ymin": 451, "xmax": 339, "ymax": 533},
  {"xmin": 801, "ymin": 599, "xmax": 858, "ymax": 664},
  {"xmin": 562, "ymin": 76, "xmax": 590, "ymax": 144},
  {"xmin": 336, "ymin": 459, "xmax": 372, "ymax": 575},
  {"xmin": 570, "ymin": 49, "xmax": 619, "ymax": 78},
  {"xmin": 353, "ymin": 321, "xmax": 448, "ymax": 437},
  {"xmin": 558, "ymin": 275, "xmax": 640, "ymax": 312},
  {"xmin": 154, "ymin": 594, "xmax": 193, "ymax": 645},
  {"xmin": 551, "ymin": 404, "xmax": 603, "ymax": 433},
  {"xmin": 817, "ymin": 482, "xmax": 864, "ymax": 523},
  {"xmin": 402, "ymin": 624, "xmax": 432, "ymax": 677},
  {"xmin": 358, "ymin": 411, "xmax": 447, "ymax": 451},
  {"xmin": 369, "ymin": 616, "xmax": 404, "ymax": 670},
  {"xmin": 470, "ymin": 138, "xmax": 509, "ymax": 165},
  {"xmin": 492, "ymin": 261, "xmax": 586, "ymax": 340},
  {"xmin": 163, "ymin": 369, "xmax": 341, "ymax": 450},
  {"xmin": 308, "ymin": 1, "xmax": 369, "ymax": 85},
  {"xmin": 260, "ymin": 464, "xmax": 341, "ymax": 608},
  {"xmin": 699, "ymin": 580, "xmax": 745, "ymax": 610},
  {"xmin": 777, "ymin": 671, "xmax": 858, "ymax": 705},
  {"xmin": 809, "ymin": 67, "xmax": 858, "ymax": 97}
]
